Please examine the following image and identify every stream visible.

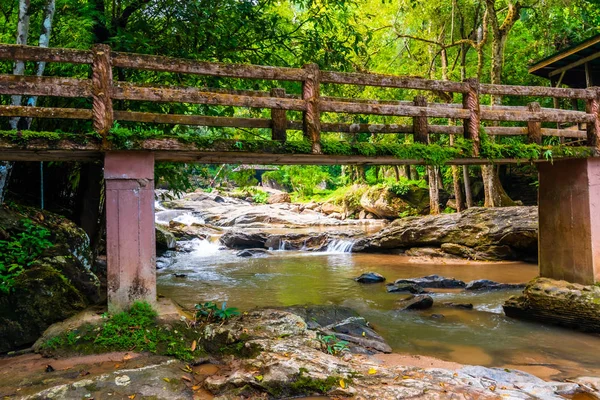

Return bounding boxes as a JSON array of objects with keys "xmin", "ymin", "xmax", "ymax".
[{"xmin": 155, "ymin": 208, "xmax": 600, "ymax": 381}]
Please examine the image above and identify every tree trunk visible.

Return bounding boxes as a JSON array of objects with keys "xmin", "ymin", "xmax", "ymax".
[
  {"xmin": 428, "ymin": 166, "xmax": 441, "ymax": 214},
  {"xmin": 463, "ymin": 166, "xmax": 473, "ymax": 208}
]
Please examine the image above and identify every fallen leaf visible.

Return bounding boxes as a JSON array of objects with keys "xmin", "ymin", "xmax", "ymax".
[
  {"xmin": 114, "ymin": 364, "xmax": 121, "ymax": 369},
  {"xmin": 192, "ymin": 385, "xmax": 201, "ymax": 391},
  {"xmin": 255, "ymin": 375, "xmax": 263, "ymax": 382},
  {"xmin": 163, "ymin": 378, "xmax": 171, "ymax": 383},
  {"xmin": 489, "ymin": 386, "xmax": 496, "ymax": 392},
  {"xmin": 181, "ymin": 365, "xmax": 193, "ymax": 373},
  {"xmin": 362, "ymin": 332, "xmax": 366, "ymax": 337},
  {"xmin": 402, "ymin": 375, "xmax": 411, "ymax": 379},
  {"xmin": 123, "ymin": 353, "xmax": 133, "ymax": 361},
  {"xmin": 128, "ymin": 395, "xmax": 136, "ymax": 399},
  {"xmin": 191, "ymin": 340, "xmax": 197, "ymax": 352},
  {"xmin": 182, "ymin": 376, "xmax": 192, "ymax": 383},
  {"xmin": 339, "ymin": 379, "xmax": 346, "ymax": 389},
  {"xmin": 368, "ymin": 368, "xmax": 377, "ymax": 375}
]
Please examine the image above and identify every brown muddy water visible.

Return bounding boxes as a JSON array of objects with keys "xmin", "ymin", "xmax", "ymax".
[{"xmin": 157, "ymin": 239, "xmax": 600, "ymax": 380}]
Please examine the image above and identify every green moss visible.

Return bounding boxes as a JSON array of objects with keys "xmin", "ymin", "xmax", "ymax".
[
  {"xmin": 287, "ymin": 368, "xmax": 349, "ymax": 395},
  {"xmin": 40, "ymin": 302, "xmax": 206, "ymax": 361}
]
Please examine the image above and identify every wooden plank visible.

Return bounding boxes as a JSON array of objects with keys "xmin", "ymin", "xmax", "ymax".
[
  {"xmin": 320, "ymin": 71, "xmax": 468, "ymax": 93},
  {"xmin": 0, "ymin": 105, "xmax": 92, "ymax": 119},
  {"xmin": 112, "ymin": 82, "xmax": 307, "ymax": 111},
  {"xmin": 413, "ymin": 95, "xmax": 428, "ymax": 143},
  {"xmin": 586, "ymin": 87, "xmax": 600, "ymax": 149},
  {"xmin": 0, "ymin": 75, "xmax": 92, "ymax": 97},
  {"xmin": 527, "ymin": 102, "xmax": 542, "ymax": 144},
  {"xmin": 270, "ymin": 88, "xmax": 287, "ymax": 142},
  {"xmin": 114, "ymin": 111, "xmax": 271, "ymax": 128},
  {"xmin": 529, "ymin": 35, "xmax": 600, "ymax": 74},
  {"xmin": 462, "ymin": 78, "xmax": 481, "ymax": 156},
  {"xmin": 111, "ymin": 51, "xmax": 306, "ymax": 81},
  {"xmin": 479, "ymin": 83, "xmax": 593, "ymax": 99},
  {"xmin": 302, "ymin": 63, "xmax": 321, "ymax": 153},
  {"xmin": 320, "ymin": 100, "xmax": 469, "ymax": 119},
  {"xmin": 0, "ymin": 43, "xmax": 93, "ymax": 64},
  {"xmin": 481, "ymin": 108, "xmax": 594, "ymax": 123}
]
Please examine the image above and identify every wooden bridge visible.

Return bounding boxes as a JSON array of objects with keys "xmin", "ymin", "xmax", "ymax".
[{"xmin": 1, "ymin": 44, "xmax": 600, "ymax": 311}]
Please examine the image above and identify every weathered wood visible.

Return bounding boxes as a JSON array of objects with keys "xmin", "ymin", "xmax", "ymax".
[
  {"xmin": 0, "ymin": 74, "xmax": 91, "ymax": 97},
  {"xmin": 479, "ymin": 83, "xmax": 593, "ymax": 99},
  {"xmin": 114, "ymin": 111, "xmax": 271, "ymax": 128},
  {"xmin": 112, "ymin": 82, "xmax": 306, "ymax": 111},
  {"xmin": 586, "ymin": 87, "xmax": 600, "ymax": 150},
  {"xmin": 0, "ymin": 105, "xmax": 92, "ymax": 119},
  {"xmin": 92, "ymin": 44, "xmax": 114, "ymax": 143},
  {"xmin": 303, "ymin": 63, "xmax": 321, "ymax": 154},
  {"xmin": 481, "ymin": 109, "xmax": 594, "ymax": 123},
  {"xmin": 527, "ymin": 102, "xmax": 542, "ymax": 144},
  {"xmin": 320, "ymin": 71, "xmax": 468, "ymax": 93},
  {"xmin": 270, "ymin": 88, "xmax": 287, "ymax": 142},
  {"xmin": 0, "ymin": 43, "xmax": 93, "ymax": 64},
  {"xmin": 319, "ymin": 100, "xmax": 469, "ymax": 119},
  {"xmin": 412, "ymin": 96, "xmax": 428, "ymax": 143},
  {"xmin": 111, "ymin": 51, "xmax": 306, "ymax": 81},
  {"xmin": 462, "ymin": 78, "xmax": 480, "ymax": 156}
]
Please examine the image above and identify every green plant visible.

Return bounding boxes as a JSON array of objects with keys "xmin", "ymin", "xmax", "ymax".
[
  {"xmin": 195, "ymin": 301, "xmax": 240, "ymax": 323},
  {"xmin": 0, "ymin": 219, "xmax": 53, "ymax": 293},
  {"xmin": 317, "ymin": 334, "xmax": 349, "ymax": 356}
]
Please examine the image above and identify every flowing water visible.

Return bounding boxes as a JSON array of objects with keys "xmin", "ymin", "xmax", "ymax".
[{"xmin": 156, "ymin": 233, "xmax": 600, "ymax": 380}]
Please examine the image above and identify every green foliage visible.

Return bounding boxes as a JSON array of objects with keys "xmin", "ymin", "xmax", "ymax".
[
  {"xmin": 0, "ymin": 219, "xmax": 53, "ymax": 294},
  {"xmin": 288, "ymin": 368, "xmax": 348, "ymax": 395},
  {"xmin": 41, "ymin": 302, "xmax": 202, "ymax": 361},
  {"xmin": 317, "ymin": 333, "xmax": 349, "ymax": 356},
  {"xmin": 284, "ymin": 165, "xmax": 330, "ymax": 197},
  {"xmin": 230, "ymin": 169, "xmax": 259, "ymax": 188},
  {"xmin": 388, "ymin": 178, "xmax": 426, "ymax": 196},
  {"xmin": 195, "ymin": 301, "xmax": 240, "ymax": 323}
]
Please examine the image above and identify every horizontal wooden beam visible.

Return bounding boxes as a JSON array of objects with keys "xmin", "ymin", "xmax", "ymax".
[
  {"xmin": 320, "ymin": 71, "xmax": 468, "ymax": 93},
  {"xmin": 111, "ymin": 51, "xmax": 306, "ymax": 81},
  {"xmin": 320, "ymin": 100, "xmax": 470, "ymax": 119},
  {"xmin": 479, "ymin": 83, "xmax": 593, "ymax": 99},
  {"xmin": 0, "ymin": 44, "xmax": 93, "ymax": 64},
  {"xmin": 480, "ymin": 108, "xmax": 594, "ymax": 123},
  {"xmin": 0, "ymin": 105, "xmax": 92, "ymax": 119},
  {"xmin": 548, "ymin": 51, "xmax": 600, "ymax": 78},
  {"xmin": 0, "ymin": 75, "xmax": 92, "ymax": 98},
  {"xmin": 114, "ymin": 110, "xmax": 271, "ymax": 128},
  {"xmin": 111, "ymin": 82, "xmax": 307, "ymax": 110}
]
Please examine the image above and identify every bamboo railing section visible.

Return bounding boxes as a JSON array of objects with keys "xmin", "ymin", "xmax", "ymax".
[{"xmin": 1, "ymin": 43, "xmax": 599, "ymax": 157}]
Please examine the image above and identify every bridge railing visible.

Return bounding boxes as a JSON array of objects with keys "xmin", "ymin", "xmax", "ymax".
[{"xmin": 1, "ymin": 43, "xmax": 599, "ymax": 155}]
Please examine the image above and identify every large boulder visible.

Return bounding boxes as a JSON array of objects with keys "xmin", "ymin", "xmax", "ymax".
[
  {"xmin": 355, "ymin": 206, "xmax": 537, "ymax": 261},
  {"xmin": 503, "ymin": 277, "xmax": 600, "ymax": 332},
  {"xmin": 393, "ymin": 274, "xmax": 466, "ymax": 289},
  {"xmin": 360, "ymin": 185, "xmax": 450, "ymax": 219},
  {"xmin": 0, "ymin": 206, "xmax": 100, "ymax": 352},
  {"xmin": 267, "ymin": 192, "xmax": 291, "ymax": 204},
  {"xmin": 155, "ymin": 226, "xmax": 177, "ymax": 250}
]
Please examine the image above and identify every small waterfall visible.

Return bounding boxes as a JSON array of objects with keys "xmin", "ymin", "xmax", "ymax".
[
  {"xmin": 279, "ymin": 240, "xmax": 288, "ymax": 251},
  {"xmin": 324, "ymin": 239, "xmax": 356, "ymax": 254},
  {"xmin": 190, "ymin": 238, "xmax": 221, "ymax": 257},
  {"xmin": 172, "ymin": 212, "xmax": 205, "ymax": 226}
]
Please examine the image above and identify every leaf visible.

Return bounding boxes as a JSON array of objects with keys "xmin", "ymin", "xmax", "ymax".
[
  {"xmin": 339, "ymin": 379, "xmax": 346, "ymax": 388},
  {"xmin": 181, "ymin": 375, "xmax": 192, "ymax": 382},
  {"xmin": 368, "ymin": 368, "xmax": 377, "ymax": 375},
  {"xmin": 255, "ymin": 375, "xmax": 263, "ymax": 382},
  {"xmin": 163, "ymin": 378, "xmax": 170, "ymax": 383},
  {"xmin": 123, "ymin": 353, "xmax": 133, "ymax": 361},
  {"xmin": 191, "ymin": 340, "xmax": 197, "ymax": 352},
  {"xmin": 192, "ymin": 385, "xmax": 201, "ymax": 391},
  {"xmin": 128, "ymin": 395, "xmax": 136, "ymax": 399}
]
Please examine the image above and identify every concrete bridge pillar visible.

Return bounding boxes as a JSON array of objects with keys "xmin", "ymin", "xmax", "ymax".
[
  {"xmin": 538, "ymin": 158, "xmax": 600, "ymax": 284},
  {"xmin": 104, "ymin": 152, "xmax": 156, "ymax": 312}
]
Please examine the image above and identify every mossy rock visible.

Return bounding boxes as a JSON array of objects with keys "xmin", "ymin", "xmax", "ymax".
[{"xmin": 0, "ymin": 265, "xmax": 87, "ymax": 352}]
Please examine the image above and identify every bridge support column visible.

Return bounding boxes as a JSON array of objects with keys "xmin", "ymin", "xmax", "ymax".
[
  {"xmin": 538, "ymin": 158, "xmax": 600, "ymax": 284},
  {"xmin": 104, "ymin": 152, "xmax": 156, "ymax": 312}
]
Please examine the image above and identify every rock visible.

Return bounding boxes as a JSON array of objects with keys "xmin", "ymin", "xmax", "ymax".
[
  {"xmin": 220, "ymin": 231, "xmax": 268, "ymax": 249},
  {"xmin": 355, "ymin": 272, "xmax": 385, "ymax": 283},
  {"xmin": 156, "ymin": 226, "xmax": 177, "ymax": 250},
  {"xmin": 329, "ymin": 212, "xmax": 344, "ymax": 220},
  {"xmin": 431, "ymin": 314, "xmax": 445, "ymax": 319},
  {"xmin": 386, "ymin": 283, "xmax": 427, "ymax": 294},
  {"xmin": 396, "ymin": 295, "xmax": 434, "ymax": 310},
  {"xmin": 465, "ymin": 279, "xmax": 526, "ymax": 291},
  {"xmin": 359, "ymin": 186, "xmax": 411, "ymax": 219},
  {"xmin": 356, "ymin": 206, "xmax": 538, "ymax": 261},
  {"xmin": 321, "ymin": 202, "xmax": 344, "ymax": 215},
  {"xmin": 236, "ymin": 248, "xmax": 271, "ymax": 257},
  {"xmin": 358, "ymin": 210, "xmax": 367, "ymax": 219},
  {"xmin": 0, "ymin": 206, "xmax": 100, "ymax": 353},
  {"xmin": 267, "ymin": 192, "xmax": 291, "ymax": 204},
  {"xmin": 442, "ymin": 302, "xmax": 474, "ymax": 309},
  {"xmin": 503, "ymin": 277, "xmax": 600, "ymax": 333},
  {"xmin": 394, "ymin": 274, "xmax": 466, "ymax": 289},
  {"xmin": 405, "ymin": 247, "xmax": 457, "ymax": 258}
]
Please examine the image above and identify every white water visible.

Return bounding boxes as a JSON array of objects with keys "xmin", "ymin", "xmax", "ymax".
[
  {"xmin": 172, "ymin": 213, "xmax": 205, "ymax": 226},
  {"xmin": 155, "ymin": 210, "xmax": 205, "ymax": 226},
  {"xmin": 324, "ymin": 239, "xmax": 356, "ymax": 254},
  {"xmin": 189, "ymin": 238, "xmax": 221, "ymax": 257}
]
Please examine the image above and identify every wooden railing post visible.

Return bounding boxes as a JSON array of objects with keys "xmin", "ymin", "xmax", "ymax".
[
  {"xmin": 462, "ymin": 78, "xmax": 480, "ymax": 156},
  {"xmin": 270, "ymin": 87, "xmax": 287, "ymax": 142},
  {"xmin": 586, "ymin": 87, "xmax": 600, "ymax": 151},
  {"xmin": 412, "ymin": 95, "xmax": 428, "ymax": 144},
  {"xmin": 303, "ymin": 63, "xmax": 321, "ymax": 154},
  {"xmin": 92, "ymin": 44, "xmax": 114, "ymax": 147},
  {"xmin": 527, "ymin": 102, "xmax": 542, "ymax": 145}
]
